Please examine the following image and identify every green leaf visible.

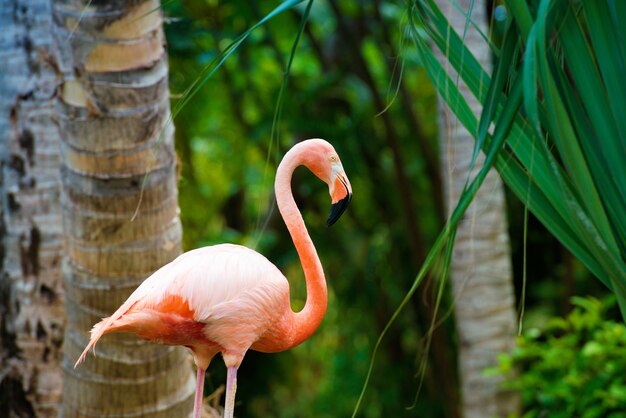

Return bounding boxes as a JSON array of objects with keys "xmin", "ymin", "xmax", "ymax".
[
  {"xmin": 171, "ymin": 0, "xmax": 305, "ymax": 120},
  {"xmin": 477, "ymin": 20, "xmax": 519, "ymax": 164}
]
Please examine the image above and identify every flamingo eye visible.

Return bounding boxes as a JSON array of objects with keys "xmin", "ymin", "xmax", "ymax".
[{"xmin": 329, "ymin": 155, "xmax": 338, "ymax": 163}]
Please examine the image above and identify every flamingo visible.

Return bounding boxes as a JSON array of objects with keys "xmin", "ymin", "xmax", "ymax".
[{"xmin": 75, "ymin": 138, "xmax": 352, "ymax": 418}]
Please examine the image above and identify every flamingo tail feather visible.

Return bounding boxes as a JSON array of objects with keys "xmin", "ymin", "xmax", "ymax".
[{"xmin": 75, "ymin": 317, "xmax": 114, "ymax": 367}]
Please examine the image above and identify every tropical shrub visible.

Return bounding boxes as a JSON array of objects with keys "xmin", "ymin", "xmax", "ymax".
[{"xmin": 496, "ymin": 297, "xmax": 626, "ymax": 418}]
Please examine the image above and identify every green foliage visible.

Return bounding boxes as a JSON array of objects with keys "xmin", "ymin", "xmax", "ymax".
[
  {"xmin": 496, "ymin": 297, "xmax": 626, "ymax": 418},
  {"xmin": 409, "ymin": 0, "xmax": 626, "ymax": 315}
]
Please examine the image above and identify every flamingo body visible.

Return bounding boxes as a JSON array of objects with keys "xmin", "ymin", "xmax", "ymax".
[
  {"xmin": 75, "ymin": 139, "xmax": 352, "ymax": 418},
  {"xmin": 78, "ymin": 244, "xmax": 292, "ymax": 369}
]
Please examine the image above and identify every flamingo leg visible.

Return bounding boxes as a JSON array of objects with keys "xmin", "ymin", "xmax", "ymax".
[
  {"xmin": 193, "ymin": 366, "xmax": 206, "ymax": 418},
  {"xmin": 223, "ymin": 366, "xmax": 238, "ymax": 418}
]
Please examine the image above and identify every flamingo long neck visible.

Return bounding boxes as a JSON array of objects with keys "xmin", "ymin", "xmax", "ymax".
[{"xmin": 275, "ymin": 150, "xmax": 327, "ymax": 349}]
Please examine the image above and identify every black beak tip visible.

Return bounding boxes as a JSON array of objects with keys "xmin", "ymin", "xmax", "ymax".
[{"xmin": 326, "ymin": 193, "xmax": 352, "ymax": 227}]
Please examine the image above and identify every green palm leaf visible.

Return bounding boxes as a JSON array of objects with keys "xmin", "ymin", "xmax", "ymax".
[{"xmin": 408, "ymin": 0, "xmax": 625, "ymax": 315}]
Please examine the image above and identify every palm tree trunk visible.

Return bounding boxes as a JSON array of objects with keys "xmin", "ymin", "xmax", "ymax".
[
  {"xmin": 0, "ymin": 0, "xmax": 65, "ymax": 415},
  {"xmin": 56, "ymin": 1, "xmax": 195, "ymax": 416},
  {"xmin": 434, "ymin": 1, "xmax": 520, "ymax": 417}
]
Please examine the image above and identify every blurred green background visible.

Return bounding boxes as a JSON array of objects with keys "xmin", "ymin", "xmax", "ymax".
[{"xmin": 162, "ymin": 1, "xmax": 612, "ymax": 417}]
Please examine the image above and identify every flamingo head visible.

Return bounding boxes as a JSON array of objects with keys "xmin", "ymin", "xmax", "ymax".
[
  {"xmin": 298, "ymin": 139, "xmax": 353, "ymax": 226},
  {"xmin": 326, "ymin": 156, "xmax": 352, "ymax": 226}
]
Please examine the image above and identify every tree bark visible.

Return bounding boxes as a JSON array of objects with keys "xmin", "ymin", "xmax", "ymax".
[
  {"xmin": 0, "ymin": 0, "xmax": 65, "ymax": 416},
  {"xmin": 434, "ymin": 1, "xmax": 520, "ymax": 417},
  {"xmin": 55, "ymin": 1, "xmax": 195, "ymax": 416}
]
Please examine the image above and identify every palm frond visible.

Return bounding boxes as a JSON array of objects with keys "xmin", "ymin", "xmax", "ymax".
[{"xmin": 409, "ymin": 0, "xmax": 625, "ymax": 313}]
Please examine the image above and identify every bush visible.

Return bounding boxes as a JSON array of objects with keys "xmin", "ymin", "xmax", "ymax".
[{"xmin": 496, "ymin": 296, "xmax": 626, "ymax": 418}]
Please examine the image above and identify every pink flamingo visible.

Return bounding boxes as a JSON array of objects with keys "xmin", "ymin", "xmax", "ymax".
[{"xmin": 75, "ymin": 139, "xmax": 352, "ymax": 418}]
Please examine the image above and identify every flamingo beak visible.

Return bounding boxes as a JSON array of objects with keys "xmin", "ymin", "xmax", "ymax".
[{"xmin": 327, "ymin": 171, "xmax": 352, "ymax": 226}]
